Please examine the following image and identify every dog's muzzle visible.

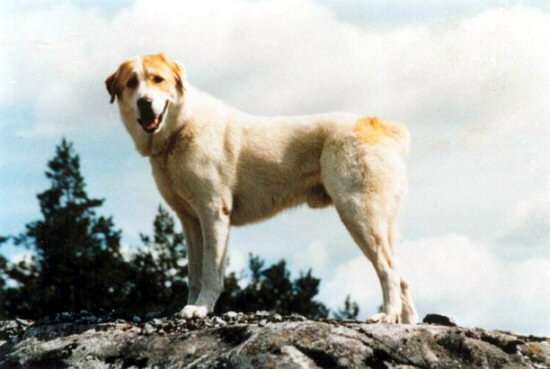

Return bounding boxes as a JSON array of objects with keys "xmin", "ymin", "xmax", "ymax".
[{"xmin": 137, "ymin": 98, "xmax": 169, "ymax": 134}]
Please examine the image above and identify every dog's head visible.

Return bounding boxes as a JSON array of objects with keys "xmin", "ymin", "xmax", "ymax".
[{"xmin": 106, "ymin": 53, "xmax": 185, "ymax": 137}]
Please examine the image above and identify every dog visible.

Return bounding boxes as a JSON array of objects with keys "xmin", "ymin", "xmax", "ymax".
[{"xmin": 106, "ymin": 53, "xmax": 418, "ymax": 323}]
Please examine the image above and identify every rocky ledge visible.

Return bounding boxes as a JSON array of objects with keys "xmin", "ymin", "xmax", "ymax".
[{"xmin": 0, "ymin": 312, "xmax": 548, "ymax": 369}]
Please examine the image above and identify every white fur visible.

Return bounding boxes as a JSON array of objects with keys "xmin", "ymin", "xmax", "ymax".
[{"xmin": 108, "ymin": 54, "xmax": 418, "ymax": 323}]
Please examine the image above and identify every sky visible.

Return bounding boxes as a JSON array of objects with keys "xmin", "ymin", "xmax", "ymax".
[{"xmin": 1, "ymin": 0, "xmax": 549, "ymax": 335}]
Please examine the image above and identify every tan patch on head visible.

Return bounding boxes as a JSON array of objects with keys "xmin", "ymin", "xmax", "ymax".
[
  {"xmin": 353, "ymin": 116, "xmax": 402, "ymax": 144},
  {"xmin": 141, "ymin": 53, "xmax": 184, "ymax": 93}
]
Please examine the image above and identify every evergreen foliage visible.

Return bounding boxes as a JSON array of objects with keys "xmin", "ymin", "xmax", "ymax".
[
  {"xmin": 0, "ymin": 139, "xmax": 127, "ymax": 317},
  {"xmin": 216, "ymin": 256, "xmax": 329, "ymax": 319},
  {"xmin": 125, "ymin": 205, "xmax": 188, "ymax": 314},
  {"xmin": 334, "ymin": 295, "xmax": 360, "ymax": 320}
]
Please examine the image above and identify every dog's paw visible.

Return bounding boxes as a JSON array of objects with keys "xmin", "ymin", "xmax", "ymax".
[
  {"xmin": 178, "ymin": 305, "xmax": 209, "ymax": 319},
  {"xmin": 367, "ymin": 312, "xmax": 401, "ymax": 324}
]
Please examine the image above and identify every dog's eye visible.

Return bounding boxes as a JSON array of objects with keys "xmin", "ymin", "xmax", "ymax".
[
  {"xmin": 153, "ymin": 75, "xmax": 164, "ymax": 83},
  {"xmin": 126, "ymin": 76, "xmax": 138, "ymax": 88}
]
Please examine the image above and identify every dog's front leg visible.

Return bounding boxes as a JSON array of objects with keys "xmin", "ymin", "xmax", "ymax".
[
  {"xmin": 179, "ymin": 216, "xmax": 203, "ymax": 305},
  {"xmin": 179, "ymin": 203, "xmax": 229, "ymax": 319}
]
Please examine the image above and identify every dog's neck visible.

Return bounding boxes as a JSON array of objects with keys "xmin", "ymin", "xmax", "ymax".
[
  {"xmin": 137, "ymin": 86, "xmax": 198, "ymax": 157},
  {"xmin": 136, "ymin": 85, "xmax": 242, "ymax": 158}
]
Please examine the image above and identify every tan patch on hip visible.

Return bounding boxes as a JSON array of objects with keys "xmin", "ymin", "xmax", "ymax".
[{"xmin": 353, "ymin": 116, "xmax": 392, "ymax": 144}]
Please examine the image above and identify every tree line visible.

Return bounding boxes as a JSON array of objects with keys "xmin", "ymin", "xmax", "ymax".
[{"xmin": 0, "ymin": 139, "xmax": 359, "ymax": 320}]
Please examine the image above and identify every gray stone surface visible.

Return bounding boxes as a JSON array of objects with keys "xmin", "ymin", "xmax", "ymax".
[{"xmin": 0, "ymin": 313, "xmax": 548, "ymax": 369}]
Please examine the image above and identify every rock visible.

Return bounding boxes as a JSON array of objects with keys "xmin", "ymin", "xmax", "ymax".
[
  {"xmin": 223, "ymin": 311, "xmax": 238, "ymax": 320},
  {"xmin": 15, "ymin": 318, "xmax": 31, "ymax": 327},
  {"xmin": 423, "ymin": 313, "xmax": 458, "ymax": 327},
  {"xmin": 0, "ymin": 321, "xmax": 21, "ymax": 343},
  {"xmin": 151, "ymin": 318, "xmax": 163, "ymax": 327},
  {"xmin": 0, "ymin": 315, "xmax": 548, "ymax": 369},
  {"xmin": 255, "ymin": 310, "xmax": 270, "ymax": 317},
  {"xmin": 289, "ymin": 313, "xmax": 307, "ymax": 321},
  {"xmin": 141, "ymin": 323, "xmax": 156, "ymax": 335},
  {"xmin": 213, "ymin": 316, "xmax": 227, "ymax": 326}
]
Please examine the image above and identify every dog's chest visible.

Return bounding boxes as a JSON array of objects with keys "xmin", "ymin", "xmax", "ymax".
[{"xmin": 149, "ymin": 154, "xmax": 198, "ymax": 213}]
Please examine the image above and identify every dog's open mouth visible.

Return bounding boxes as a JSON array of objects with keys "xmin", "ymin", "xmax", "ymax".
[{"xmin": 138, "ymin": 101, "xmax": 169, "ymax": 134}]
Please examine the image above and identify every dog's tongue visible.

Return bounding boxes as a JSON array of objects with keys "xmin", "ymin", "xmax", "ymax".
[{"xmin": 145, "ymin": 116, "xmax": 159, "ymax": 130}]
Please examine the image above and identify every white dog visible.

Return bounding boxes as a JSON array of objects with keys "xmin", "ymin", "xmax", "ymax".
[{"xmin": 106, "ymin": 53, "xmax": 418, "ymax": 323}]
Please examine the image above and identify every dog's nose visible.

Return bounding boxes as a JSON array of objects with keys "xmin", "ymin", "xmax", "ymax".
[{"xmin": 137, "ymin": 97, "xmax": 153, "ymax": 111}]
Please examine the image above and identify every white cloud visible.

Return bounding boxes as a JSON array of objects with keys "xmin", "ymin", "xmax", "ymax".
[
  {"xmin": 292, "ymin": 240, "xmax": 329, "ymax": 273},
  {"xmin": 4, "ymin": 2, "xmax": 549, "ymax": 133},
  {"xmin": 499, "ymin": 179, "xmax": 550, "ymax": 256},
  {"xmin": 226, "ymin": 244, "xmax": 247, "ymax": 276},
  {"xmin": 315, "ymin": 0, "xmax": 550, "ymax": 27},
  {"xmin": 320, "ymin": 234, "xmax": 550, "ymax": 336}
]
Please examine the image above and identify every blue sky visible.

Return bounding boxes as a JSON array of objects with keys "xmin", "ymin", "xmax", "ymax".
[{"xmin": 1, "ymin": 0, "xmax": 549, "ymax": 334}]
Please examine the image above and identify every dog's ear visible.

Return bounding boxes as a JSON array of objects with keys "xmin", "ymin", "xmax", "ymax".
[
  {"xmin": 105, "ymin": 71, "xmax": 118, "ymax": 104},
  {"xmin": 169, "ymin": 61, "xmax": 186, "ymax": 94},
  {"xmin": 156, "ymin": 53, "xmax": 186, "ymax": 93}
]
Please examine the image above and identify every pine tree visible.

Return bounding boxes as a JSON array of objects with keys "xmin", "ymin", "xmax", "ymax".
[
  {"xmin": 0, "ymin": 249, "xmax": 8, "ymax": 318},
  {"xmin": 334, "ymin": 295, "xmax": 360, "ymax": 320},
  {"xmin": 214, "ymin": 271, "xmax": 242, "ymax": 315},
  {"xmin": 126, "ymin": 205, "xmax": 188, "ymax": 314},
  {"xmin": 216, "ymin": 254, "xmax": 329, "ymax": 319},
  {"xmin": 1, "ymin": 139, "xmax": 128, "ymax": 318},
  {"xmin": 291, "ymin": 270, "xmax": 329, "ymax": 319}
]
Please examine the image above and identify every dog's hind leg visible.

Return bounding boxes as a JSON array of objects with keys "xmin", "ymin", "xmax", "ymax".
[
  {"xmin": 332, "ymin": 195, "xmax": 403, "ymax": 323},
  {"xmin": 387, "ymin": 215, "xmax": 418, "ymax": 324},
  {"xmin": 399, "ymin": 277, "xmax": 417, "ymax": 324},
  {"xmin": 321, "ymin": 140, "xmax": 408, "ymax": 323}
]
